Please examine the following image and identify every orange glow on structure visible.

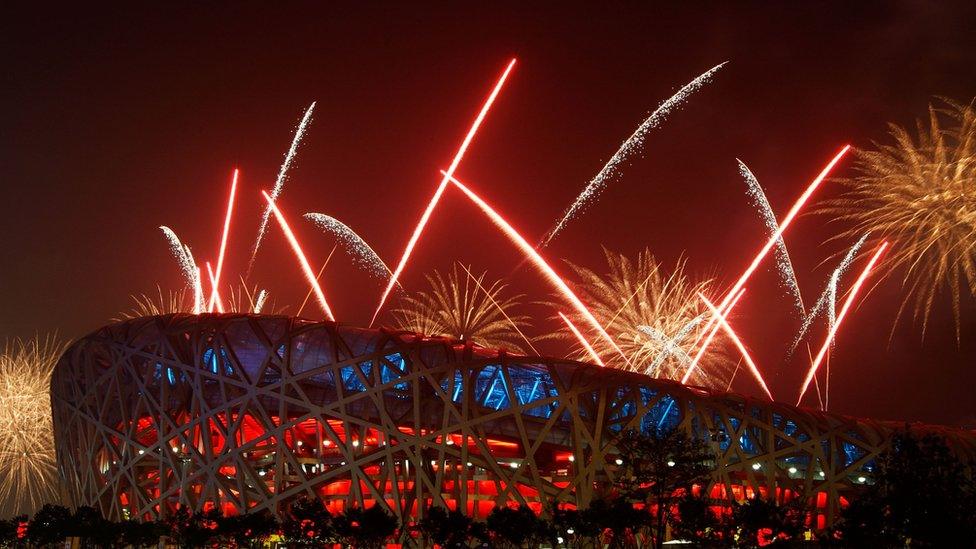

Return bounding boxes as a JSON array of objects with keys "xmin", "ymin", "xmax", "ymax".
[
  {"xmin": 683, "ymin": 145, "xmax": 851, "ymax": 383},
  {"xmin": 797, "ymin": 241, "xmax": 888, "ymax": 405},
  {"xmin": 261, "ymin": 191, "xmax": 336, "ymax": 321},
  {"xmin": 370, "ymin": 58, "xmax": 517, "ymax": 327},
  {"xmin": 558, "ymin": 312, "xmax": 605, "ymax": 366},
  {"xmin": 698, "ymin": 291, "xmax": 772, "ymax": 400},
  {"xmin": 206, "ymin": 262, "xmax": 225, "ymax": 313},
  {"xmin": 447, "ymin": 173, "xmax": 628, "ymax": 363},
  {"xmin": 209, "ymin": 168, "xmax": 238, "ymax": 312}
]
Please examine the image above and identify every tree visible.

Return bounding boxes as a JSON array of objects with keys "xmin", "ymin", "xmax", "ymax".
[
  {"xmin": 119, "ymin": 519, "xmax": 166, "ymax": 549},
  {"xmin": 26, "ymin": 504, "xmax": 72, "ymax": 548},
  {"xmin": 217, "ymin": 510, "xmax": 278, "ymax": 549},
  {"xmin": 552, "ymin": 507, "xmax": 603, "ymax": 548},
  {"xmin": 0, "ymin": 518, "xmax": 19, "ymax": 548},
  {"xmin": 485, "ymin": 505, "xmax": 551, "ymax": 549},
  {"xmin": 613, "ymin": 428, "xmax": 714, "ymax": 549},
  {"xmin": 69, "ymin": 506, "xmax": 122, "ymax": 549},
  {"xmin": 335, "ymin": 505, "xmax": 399, "ymax": 549},
  {"xmin": 834, "ymin": 431, "xmax": 976, "ymax": 547},
  {"xmin": 282, "ymin": 497, "xmax": 335, "ymax": 546},
  {"xmin": 669, "ymin": 493, "xmax": 732, "ymax": 547},
  {"xmin": 167, "ymin": 507, "xmax": 220, "ymax": 549},
  {"xmin": 581, "ymin": 496, "xmax": 650, "ymax": 548},
  {"xmin": 732, "ymin": 497, "xmax": 805, "ymax": 548},
  {"xmin": 418, "ymin": 506, "xmax": 474, "ymax": 548}
]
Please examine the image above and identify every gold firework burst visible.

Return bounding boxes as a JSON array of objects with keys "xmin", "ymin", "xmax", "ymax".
[
  {"xmin": 0, "ymin": 335, "xmax": 66, "ymax": 517},
  {"xmin": 116, "ymin": 283, "xmax": 279, "ymax": 320},
  {"xmin": 822, "ymin": 98, "xmax": 976, "ymax": 338},
  {"xmin": 392, "ymin": 264, "xmax": 532, "ymax": 352},
  {"xmin": 558, "ymin": 249, "xmax": 736, "ymax": 388}
]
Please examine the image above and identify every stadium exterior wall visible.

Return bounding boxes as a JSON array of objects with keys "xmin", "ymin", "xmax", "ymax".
[{"xmin": 51, "ymin": 314, "xmax": 976, "ymax": 528}]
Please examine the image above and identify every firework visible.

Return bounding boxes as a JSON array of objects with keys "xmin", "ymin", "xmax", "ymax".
[
  {"xmin": 558, "ymin": 248, "xmax": 736, "ymax": 388},
  {"xmin": 371, "ymin": 59, "xmax": 517, "ymax": 326},
  {"xmin": 789, "ymin": 233, "xmax": 871, "ymax": 355},
  {"xmin": 205, "ymin": 262, "xmax": 225, "ymax": 313},
  {"xmin": 820, "ymin": 99, "xmax": 976, "ymax": 339},
  {"xmin": 209, "ymin": 169, "xmax": 239, "ymax": 311},
  {"xmin": 304, "ymin": 212, "xmax": 392, "ymax": 280},
  {"xmin": 115, "ymin": 286, "xmax": 192, "ymax": 320},
  {"xmin": 699, "ymin": 292, "xmax": 772, "ymax": 399},
  {"xmin": 159, "ymin": 226, "xmax": 205, "ymax": 313},
  {"xmin": 447, "ymin": 173, "xmax": 628, "ymax": 362},
  {"xmin": 682, "ymin": 145, "xmax": 852, "ymax": 383},
  {"xmin": 262, "ymin": 191, "xmax": 335, "ymax": 321},
  {"xmin": 541, "ymin": 62, "xmax": 728, "ymax": 246},
  {"xmin": 559, "ymin": 312, "xmax": 605, "ymax": 366},
  {"xmin": 0, "ymin": 335, "xmax": 66, "ymax": 517},
  {"xmin": 248, "ymin": 102, "xmax": 317, "ymax": 273},
  {"xmin": 740, "ymin": 160, "xmax": 804, "ymax": 315},
  {"xmin": 223, "ymin": 280, "xmax": 277, "ymax": 314},
  {"xmin": 640, "ymin": 314, "xmax": 704, "ymax": 372},
  {"xmin": 798, "ymin": 242, "xmax": 888, "ymax": 404},
  {"xmin": 391, "ymin": 264, "xmax": 531, "ymax": 352}
]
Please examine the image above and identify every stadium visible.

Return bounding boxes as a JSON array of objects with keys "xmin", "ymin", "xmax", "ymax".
[{"xmin": 51, "ymin": 313, "xmax": 976, "ymax": 530}]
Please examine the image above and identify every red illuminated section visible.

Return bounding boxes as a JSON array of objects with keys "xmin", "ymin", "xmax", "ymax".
[{"xmin": 105, "ymin": 412, "xmax": 840, "ymax": 529}]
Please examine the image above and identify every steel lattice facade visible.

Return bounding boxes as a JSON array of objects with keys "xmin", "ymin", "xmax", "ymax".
[{"xmin": 51, "ymin": 314, "xmax": 976, "ymax": 528}]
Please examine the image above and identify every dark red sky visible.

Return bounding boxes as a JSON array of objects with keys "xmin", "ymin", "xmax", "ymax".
[{"xmin": 2, "ymin": 2, "xmax": 974, "ymax": 426}]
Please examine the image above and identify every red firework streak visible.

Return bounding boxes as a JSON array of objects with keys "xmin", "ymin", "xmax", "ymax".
[
  {"xmin": 797, "ymin": 241, "xmax": 888, "ymax": 405},
  {"xmin": 206, "ymin": 262, "xmax": 225, "ymax": 313},
  {"xmin": 558, "ymin": 312, "xmax": 605, "ymax": 366},
  {"xmin": 208, "ymin": 168, "xmax": 238, "ymax": 312},
  {"xmin": 370, "ymin": 59, "xmax": 517, "ymax": 327},
  {"xmin": 262, "ymin": 191, "xmax": 335, "ymax": 321},
  {"xmin": 682, "ymin": 145, "xmax": 852, "ymax": 384},
  {"xmin": 699, "ymin": 291, "xmax": 773, "ymax": 400},
  {"xmin": 446, "ymin": 172, "xmax": 627, "ymax": 364}
]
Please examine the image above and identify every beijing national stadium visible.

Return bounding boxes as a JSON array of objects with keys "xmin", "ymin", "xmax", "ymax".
[{"xmin": 51, "ymin": 314, "xmax": 976, "ymax": 530}]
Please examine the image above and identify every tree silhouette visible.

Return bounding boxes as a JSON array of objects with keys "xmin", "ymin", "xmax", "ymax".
[
  {"xmin": 614, "ymin": 428, "xmax": 714, "ymax": 549},
  {"xmin": 834, "ymin": 430, "xmax": 976, "ymax": 547}
]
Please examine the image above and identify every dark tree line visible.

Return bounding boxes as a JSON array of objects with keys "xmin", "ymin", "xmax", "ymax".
[{"xmin": 2, "ymin": 429, "xmax": 971, "ymax": 548}]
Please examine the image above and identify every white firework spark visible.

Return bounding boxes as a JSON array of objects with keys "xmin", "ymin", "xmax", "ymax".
[
  {"xmin": 740, "ymin": 159, "xmax": 805, "ymax": 315},
  {"xmin": 304, "ymin": 212, "xmax": 393, "ymax": 280},
  {"xmin": 254, "ymin": 289, "xmax": 269, "ymax": 314},
  {"xmin": 248, "ymin": 102, "xmax": 317, "ymax": 272},
  {"xmin": 541, "ymin": 62, "xmax": 728, "ymax": 247},
  {"xmin": 159, "ymin": 226, "xmax": 204, "ymax": 313},
  {"xmin": 639, "ymin": 313, "xmax": 704, "ymax": 373},
  {"xmin": 790, "ymin": 233, "xmax": 871, "ymax": 354}
]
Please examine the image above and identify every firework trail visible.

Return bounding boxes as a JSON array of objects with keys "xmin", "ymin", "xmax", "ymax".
[
  {"xmin": 740, "ymin": 160, "xmax": 804, "ymax": 315},
  {"xmin": 262, "ymin": 191, "xmax": 335, "ymax": 321},
  {"xmin": 699, "ymin": 292, "xmax": 773, "ymax": 400},
  {"xmin": 254, "ymin": 289, "xmax": 269, "ymax": 314},
  {"xmin": 370, "ymin": 59, "xmax": 517, "ymax": 327},
  {"xmin": 559, "ymin": 312, "xmax": 605, "ymax": 366},
  {"xmin": 798, "ymin": 242, "xmax": 889, "ymax": 404},
  {"xmin": 682, "ymin": 145, "xmax": 852, "ymax": 383},
  {"xmin": 304, "ymin": 213, "xmax": 393, "ymax": 280},
  {"xmin": 159, "ymin": 226, "xmax": 204, "ymax": 312},
  {"xmin": 248, "ymin": 102, "xmax": 316, "ymax": 274},
  {"xmin": 789, "ymin": 232, "xmax": 871, "ymax": 355},
  {"xmin": 209, "ymin": 168, "xmax": 238, "ymax": 311},
  {"xmin": 446, "ymin": 172, "xmax": 628, "ymax": 362},
  {"xmin": 540, "ymin": 62, "xmax": 728, "ymax": 247}
]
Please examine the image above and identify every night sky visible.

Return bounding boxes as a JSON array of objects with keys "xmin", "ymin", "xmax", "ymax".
[{"xmin": 3, "ymin": 3, "xmax": 975, "ymax": 426}]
